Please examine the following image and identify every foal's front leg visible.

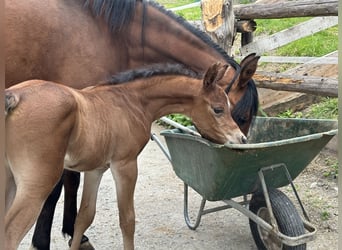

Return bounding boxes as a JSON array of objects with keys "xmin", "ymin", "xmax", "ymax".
[
  {"xmin": 63, "ymin": 170, "xmax": 94, "ymax": 249},
  {"xmin": 111, "ymin": 159, "xmax": 138, "ymax": 250},
  {"xmin": 70, "ymin": 168, "xmax": 106, "ymax": 250}
]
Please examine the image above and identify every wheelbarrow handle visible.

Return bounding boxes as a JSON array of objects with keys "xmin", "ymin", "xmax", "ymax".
[{"xmin": 159, "ymin": 117, "xmax": 201, "ymax": 137}]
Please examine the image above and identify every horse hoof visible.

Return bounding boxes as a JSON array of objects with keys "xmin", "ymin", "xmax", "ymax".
[
  {"xmin": 79, "ymin": 240, "xmax": 95, "ymax": 250},
  {"xmin": 68, "ymin": 235, "xmax": 95, "ymax": 250}
]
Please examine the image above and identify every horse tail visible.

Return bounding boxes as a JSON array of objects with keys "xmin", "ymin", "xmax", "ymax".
[{"xmin": 5, "ymin": 91, "xmax": 19, "ymax": 116}]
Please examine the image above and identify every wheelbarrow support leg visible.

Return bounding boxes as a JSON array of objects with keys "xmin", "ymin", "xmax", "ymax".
[
  {"xmin": 259, "ymin": 164, "xmax": 310, "ymax": 221},
  {"xmin": 184, "ymin": 184, "xmax": 206, "ymax": 230}
]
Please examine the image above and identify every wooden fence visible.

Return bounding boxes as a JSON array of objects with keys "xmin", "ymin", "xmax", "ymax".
[{"xmin": 168, "ymin": 0, "xmax": 338, "ymax": 97}]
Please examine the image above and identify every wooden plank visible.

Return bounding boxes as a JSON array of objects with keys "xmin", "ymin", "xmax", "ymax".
[
  {"xmin": 170, "ymin": 0, "xmax": 339, "ymax": 19},
  {"xmin": 234, "ymin": 0, "xmax": 338, "ymax": 19},
  {"xmin": 257, "ymin": 52, "xmax": 338, "ymax": 115},
  {"xmin": 236, "ymin": 55, "xmax": 338, "ymax": 64},
  {"xmin": 257, "ymin": 52, "xmax": 339, "ymax": 97},
  {"xmin": 253, "ymin": 72, "xmax": 338, "ymax": 97},
  {"xmin": 240, "ymin": 16, "xmax": 338, "ymax": 55},
  {"xmin": 283, "ymin": 51, "xmax": 338, "ymax": 78}
]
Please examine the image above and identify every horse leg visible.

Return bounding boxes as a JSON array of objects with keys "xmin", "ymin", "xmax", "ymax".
[
  {"xmin": 31, "ymin": 175, "xmax": 64, "ymax": 250},
  {"xmin": 6, "ymin": 189, "xmax": 47, "ymax": 250},
  {"xmin": 110, "ymin": 160, "xmax": 138, "ymax": 250},
  {"xmin": 5, "ymin": 164, "xmax": 63, "ymax": 250},
  {"xmin": 62, "ymin": 170, "xmax": 79, "ymax": 237},
  {"xmin": 63, "ymin": 171, "xmax": 95, "ymax": 250},
  {"xmin": 70, "ymin": 169, "xmax": 105, "ymax": 250}
]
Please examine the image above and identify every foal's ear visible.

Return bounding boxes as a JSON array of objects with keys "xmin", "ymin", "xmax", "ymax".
[
  {"xmin": 203, "ymin": 62, "xmax": 229, "ymax": 90},
  {"xmin": 236, "ymin": 53, "xmax": 260, "ymax": 89}
]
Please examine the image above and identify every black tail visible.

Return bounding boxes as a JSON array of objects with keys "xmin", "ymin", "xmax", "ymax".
[{"xmin": 5, "ymin": 92, "xmax": 19, "ymax": 116}]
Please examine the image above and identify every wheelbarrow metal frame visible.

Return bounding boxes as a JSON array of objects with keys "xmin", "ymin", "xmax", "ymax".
[{"xmin": 151, "ymin": 116, "xmax": 337, "ymax": 248}]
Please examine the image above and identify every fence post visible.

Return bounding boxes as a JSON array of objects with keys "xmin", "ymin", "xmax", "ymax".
[{"xmin": 201, "ymin": 0, "xmax": 235, "ymax": 56}]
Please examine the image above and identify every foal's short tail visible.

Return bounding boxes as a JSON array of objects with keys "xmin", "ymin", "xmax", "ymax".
[{"xmin": 5, "ymin": 92, "xmax": 19, "ymax": 116}]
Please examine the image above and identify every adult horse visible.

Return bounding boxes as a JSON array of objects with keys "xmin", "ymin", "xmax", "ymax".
[
  {"xmin": 5, "ymin": 0, "xmax": 259, "ymax": 248},
  {"xmin": 5, "ymin": 63, "xmax": 246, "ymax": 250}
]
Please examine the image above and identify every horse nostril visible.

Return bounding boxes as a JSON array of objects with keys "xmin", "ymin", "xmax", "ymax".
[{"xmin": 241, "ymin": 135, "xmax": 248, "ymax": 144}]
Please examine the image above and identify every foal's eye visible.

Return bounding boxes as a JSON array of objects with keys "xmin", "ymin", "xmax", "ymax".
[{"xmin": 213, "ymin": 107, "xmax": 224, "ymax": 115}]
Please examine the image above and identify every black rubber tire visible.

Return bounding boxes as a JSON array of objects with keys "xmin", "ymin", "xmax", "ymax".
[{"xmin": 249, "ymin": 188, "xmax": 306, "ymax": 250}]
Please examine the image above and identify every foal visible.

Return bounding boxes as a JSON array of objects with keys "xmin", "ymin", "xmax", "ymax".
[{"xmin": 5, "ymin": 63, "xmax": 246, "ymax": 250}]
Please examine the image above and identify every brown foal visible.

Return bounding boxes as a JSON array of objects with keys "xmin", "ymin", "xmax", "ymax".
[{"xmin": 5, "ymin": 63, "xmax": 246, "ymax": 250}]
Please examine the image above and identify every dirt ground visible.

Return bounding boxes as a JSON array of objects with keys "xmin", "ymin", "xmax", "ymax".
[{"xmin": 19, "ymin": 122, "xmax": 338, "ymax": 250}]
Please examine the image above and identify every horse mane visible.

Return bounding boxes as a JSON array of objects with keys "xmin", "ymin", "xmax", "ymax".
[
  {"xmin": 231, "ymin": 79, "xmax": 259, "ymax": 127},
  {"xmin": 83, "ymin": 0, "xmax": 136, "ymax": 32},
  {"xmin": 107, "ymin": 63, "xmax": 201, "ymax": 85},
  {"xmin": 82, "ymin": 0, "xmax": 239, "ymax": 70}
]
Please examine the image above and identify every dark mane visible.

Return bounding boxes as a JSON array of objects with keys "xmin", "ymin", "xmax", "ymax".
[
  {"xmin": 231, "ymin": 79, "xmax": 259, "ymax": 127},
  {"xmin": 107, "ymin": 63, "xmax": 201, "ymax": 85},
  {"xmin": 83, "ymin": 0, "xmax": 136, "ymax": 32},
  {"xmin": 83, "ymin": 0, "xmax": 240, "ymax": 70}
]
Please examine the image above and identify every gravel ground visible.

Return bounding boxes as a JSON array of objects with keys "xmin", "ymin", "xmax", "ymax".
[{"xmin": 19, "ymin": 122, "xmax": 338, "ymax": 250}]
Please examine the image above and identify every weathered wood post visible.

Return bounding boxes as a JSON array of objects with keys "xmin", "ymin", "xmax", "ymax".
[{"xmin": 201, "ymin": 0, "xmax": 235, "ymax": 55}]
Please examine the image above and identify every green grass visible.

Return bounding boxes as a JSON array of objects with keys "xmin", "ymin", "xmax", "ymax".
[
  {"xmin": 306, "ymin": 98, "xmax": 338, "ymax": 119},
  {"xmin": 176, "ymin": 8, "xmax": 202, "ymax": 20},
  {"xmin": 320, "ymin": 210, "xmax": 331, "ymax": 221},
  {"xmin": 277, "ymin": 97, "xmax": 338, "ymax": 120},
  {"xmin": 157, "ymin": 113, "xmax": 193, "ymax": 128},
  {"xmin": 256, "ymin": 18, "xmax": 338, "ymax": 57},
  {"xmin": 156, "ymin": 0, "xmax": 201, "ymax": 20},
  {"xmin": 157, "ymin": 0, "xmax": 196, "ymax": 8},
  {"xmin": 323, "ymin": 158, "xmax": 338, "ymax": 179},
  {"xmin": 277, "ymin": 26, "xmax": 338, "ymax": 57},
  {"xmin": 255, "ymin": 17, "xmax": 311, "ymax": 35}
]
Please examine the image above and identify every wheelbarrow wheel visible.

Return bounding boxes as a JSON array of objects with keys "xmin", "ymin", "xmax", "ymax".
[{"xmin": 249, "ymin": 188, "xmax": 306, "ymax": 250}]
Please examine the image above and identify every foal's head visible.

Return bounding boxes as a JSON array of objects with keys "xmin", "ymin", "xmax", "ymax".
[{"xmin": 191, "ymin": 63, "xmax": 247, "ymax": 145}]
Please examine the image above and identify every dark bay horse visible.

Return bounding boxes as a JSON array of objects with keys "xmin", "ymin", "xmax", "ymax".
[
  {"xmin": 5, "ymin": 0, "xmax": 259, "ymax": 248},
  {"xmin": 5, "ymin": 63, "xmax": 246, "ymax": 250}
]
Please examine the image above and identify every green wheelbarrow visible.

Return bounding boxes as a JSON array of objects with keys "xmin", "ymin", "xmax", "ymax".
[{"xmin": 151, "ymin": 116, "xmax": 338, "ymax": 250}]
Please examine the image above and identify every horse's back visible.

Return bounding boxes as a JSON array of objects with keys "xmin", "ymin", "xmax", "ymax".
[
  {"xmin": 5, "ymin": 0, "xmax": 123, "ymax": 88},
  {"xmin": 6, "ymin": 80, "xmax": 77, "ymax": 142},
  {"xmin": 6, "ymin": 80, "xmax": 77, "ymax": 113}
]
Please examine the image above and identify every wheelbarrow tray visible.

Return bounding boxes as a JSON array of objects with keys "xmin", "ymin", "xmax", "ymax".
[{"xmin": 160, "ymin": 117, "xmax": 337, "ymax": 201}]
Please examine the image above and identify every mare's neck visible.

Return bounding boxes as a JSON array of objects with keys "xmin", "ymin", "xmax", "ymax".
[{"xmin": 127, "ymin": 2, "xmax": 225, "ymax": 73}]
